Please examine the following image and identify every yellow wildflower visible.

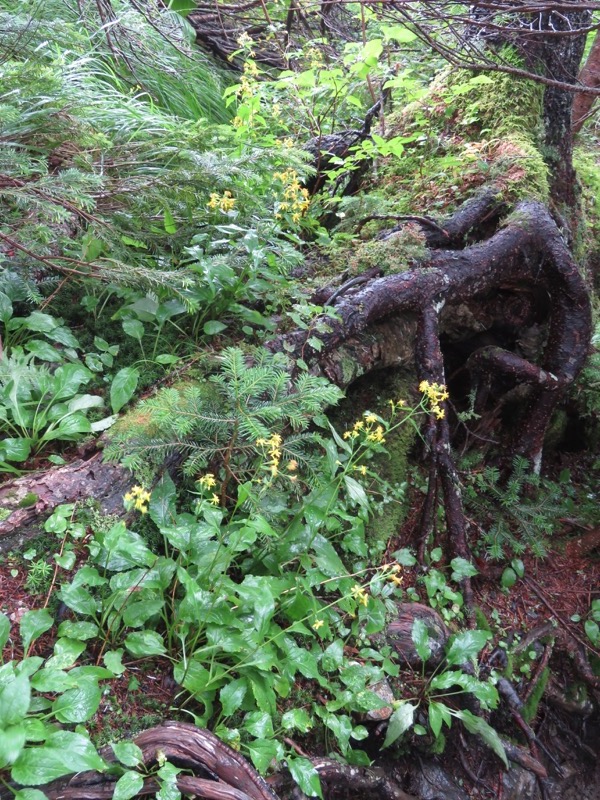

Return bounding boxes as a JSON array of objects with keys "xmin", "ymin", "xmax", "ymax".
[
  {"xmin": 124, "ymin": 485, "xmax": 151, "ymax": 514},
  {"xmin": 366, "ymin": 425, "xmax": 385, "ymax": 443},
  {"xmin": 364, "ymin": 413, "xmax": 378, "ymax": 423},
  {"xmin": 312, "ymin": 619, "xmax": 324, "ymax": 630},
  {"xmin": 355, "ymin": 465, "xmax": 367, "ymax": 476},
  {"xmin": 197, "ymin": 473, "xmax": 217, "ymax": 489},
  {"xmin": 287, "ymin": 460, "xmax": 298, "ymax": 471},
  {"xmin": 208, "ymin": 191, "xmax": 236, "ymax": 213},
  {"xmin": 210, "ymin": 493, "xmax": 220, "ymax": 506},
  {"xmin": 350, "ymin": 584, "xmax": 369, "ymax": 607}
]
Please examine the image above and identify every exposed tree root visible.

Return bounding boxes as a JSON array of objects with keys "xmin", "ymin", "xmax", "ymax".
[
  {"xmin": 11, "ymin": 722, "xmax": 280, "ymax": 800},
  {"xmin": 274, "ymin": 196, "xmax": 591, "ymax": 595}
]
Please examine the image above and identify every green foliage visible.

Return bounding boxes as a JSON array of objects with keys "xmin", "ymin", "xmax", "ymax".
[
  {"xmin": 462, "ymin": 455, "xmax": 575, "ymax": 559},
  {"xmin": 381, "ymin": 617, "xmax": 506, "ymax": 766},
  {"xmin": 106, "ymin": 347, "xmax": 344, "ymax": 480}
]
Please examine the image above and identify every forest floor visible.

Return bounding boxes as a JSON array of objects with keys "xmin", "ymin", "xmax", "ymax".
[{"xmin": 1, "ymin": 452, "xmax": 598, "ymax": 800}]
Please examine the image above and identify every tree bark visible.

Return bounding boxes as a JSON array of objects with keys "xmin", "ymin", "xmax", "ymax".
[{"xmin": 572, "ymin": 31, "xmax": 600, "ymax": 133}]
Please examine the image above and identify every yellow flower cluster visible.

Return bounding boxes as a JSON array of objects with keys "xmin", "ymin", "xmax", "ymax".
[
  {"xmin": 342, "ymin": 416, "xmax": 386, "ymax": 444},
  {"xmin": 236, "ymin": 32, "xmax": 255, "ymax": 53},
  {"xmin": 388, "ymin": 398, "xmax": 407, "ymax": 412},
  {"xmin": 350, "ymin": 584, "xmax": 369, "ymax": 607},
  {"xmin": 197, "ymin": 473, "xmax": 217, "ymax": 489},
  {"xmin": 386, "ymin": 563, "xmax": 403, "ymax": 587},
  {"xmin": 208, "ymin": 191, "xmax": 236, "ymax": 212},
  {"xmin": 124, "ymin": 485, "xmax": 151, "ymax": 514},
  {"xmin": 273, "ymin": 169, "xmax": 310, "ymax": 223},
  {"xmin": 256, "ymin": 432, "xmax": 283, "ymax": 476},
  {"xmin": 312, "ymin": 618, "xmax": 324, "ymax": 630},
  {"xmin": 419, "ymin": 380, "xmax": 449, "ymax": 420}
]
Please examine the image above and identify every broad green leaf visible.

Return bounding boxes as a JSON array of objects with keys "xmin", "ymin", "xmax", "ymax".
[
  {"xmin": 14, "ymin": 790, "xmax": 48, "ymax": 800},
  {"xmin": 321, "ymin": 640, "xmax": 344, "ymax": 672},
  {"xmin": 1, "ymin": 438, "xmax": 32, "ymax": 462},
  {"xmin": 173, "ymin": 659, "xmax": 211, "ymax": 694},
  {"xmin": 111, "ymin": 742, "xmax": 143, "ymax": 768},
  {"xmin": 456, "ymin": 709, "xmax": 508, "ymax": 768},
  {"xmin": 110, "ymin": 367, "xmax": 139, "ymax": 414},
  {"xmin": 0, "ymin": 613, "xmax": 10, "ymax": 650},
  {"xmin": 246, "ymin": 739, "xmax": 281, "ymax": 775},
  {"xmin": 428, "ymin": 701, "xmax": 451, "ymax": 738},
  {"xmin": 287, "ymin": 756, "xmax": 323, "ymax": 799},
  {"xmin": 203, "ymin": 320, "xmax": 227, "ymax": 336},
  {"xmin": 444, "ymin": 630, "xmax": 491, "ymax": 667},
  {"xmin": 156, "ymin": 762, "xmax": 181, "ymax": 800},
  {"xmin": 45, "ymin": 637, "xmax": 86, "ymax": 670},
  {"xmin": 11, "ymin": 731, "xmax": 105, "ymax": 785},
  {"xmin": 324, "ymin": 714, "xmax": 353, "ymax": 754},
  {"xmin": 281, "ymin": 708, "xmax": 313, "ymax": 733},
  {"xmin": 122, "ymin": 597, "xmax": 164, "ymax": 628},
  {"xmin": 0, "ymin": 292, "xmax": 13, "ymax": 323},
  {"xmin": 16, "ymin": 312, "xmax": 57, "ymax": 333},
  {"xmin": 511, "ymin": 559, "xmax": 525, "ymax": 578},
  {"xmin": 54, "ymin": 549, "xmax": 76, "ymax": 570},
  {"xmin": 155, "ymin": 354, "xmax": 179, "ymax": 365},
  {"xmin": 122, "ymin": 319, "xmax": 144, "ymax": 340},
  {"xmin": 56, "ymin": 621, "xmax": 99, "ymax": 641},
  {"xmin": 382, "ymin": 24, "xmax": 417, "ymax": 42},
  {"xmin": 44, "ymin": 413, "xmax": 92, "ymax": 441},
  {"xmin": 149, "ymin": 473, "xmax": 177, "ymax": 527},
  {"xmin": 450, "ymin": 557, "xmax": 478, "ymax": 582},
  {"xmin": 20, "ymin": 610, "xmax": 53, "ymax": 654},
  {"xmin": 52, "ymin": 678, "xmax": 102, "ymax": 723},
  {"xmin": 68, "ymin": 394, "xmax": 104, "ymax": 413},
  {"xmin": 0, "ymin": 674, "xmax": 30, "ymax": 725},
  {"xmin": 25, "ymin": 340, "xmax": 63, "ymax": 362},
  {"xmin": 52, "ymin": 364, "xmax": 92, "ymax": 400},
  {"xmin": 411, "ymin": 618, "xmax": 431, "ymax": 663},
  {"xmin": 22, "ymin": 718, "xmax": 48, "ymax": 743},
  {"xmin": 59, "ymin": 584, "xmax": 97, "ymax": 616},
  {"xmin": 382, "ymin": 702, "xmax": 416, "ymax": 748},
  {"xmin": 220, "ymin": 678, "xmax": 248, "ymax": 717},
  {"xmin": 344, "ymin": 475, "xmax": 369, "ymax": 510},
  {"xmin": 243, "ymin": 711, "xmax": 273, "ymax": 739},
  {"xmin": 30, "ymin": 669, "xmax": 75, "ymax": 693},
  {"xmin": 124, "ymin": 631, "xmax": 167, "ymax": 657},
  {"xmin": 501, "ymin": 568, "xmax": 517, "ymax": 589},
  {"xmin": 168, "ymin": 0, "xmax": 196, "ymax": 14},
  {"xmin": 103, "ymin": 649, "xmax": 126, "ymax": 676},
  {"xmin": 113, "ymin": 770, "xmax": 144, "ymax": 800},
  {"xmin": 584, "ymin": 619, "xmax": 599, "ymax": 644}
]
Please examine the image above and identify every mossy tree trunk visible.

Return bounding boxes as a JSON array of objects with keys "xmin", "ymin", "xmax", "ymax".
[{"xmin": 532, "ymin": 7, "xmax": 592, "ymax": 210}]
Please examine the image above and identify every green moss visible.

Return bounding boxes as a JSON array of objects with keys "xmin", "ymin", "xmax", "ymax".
[
  {"xmin": 328, "ymin": 369, "xmax": 418, "ymax": 554},
  {"xmin": 18, "ymin": 492, "xmax": 39, "ymax": 509},
  {"xmin": 349, "ymin": 224, "xmax": 429, "ymax": 275},
  {"xmin": 379, "ymin": 54, "xmax": 548, "ymax": 214},
  {"xmin": 573, "ymin": 148, "xmax": 600, "ymax": 283},
  {"xmin": 0, "ymin": 507, "xmax": 11, "ymax": 522}
]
